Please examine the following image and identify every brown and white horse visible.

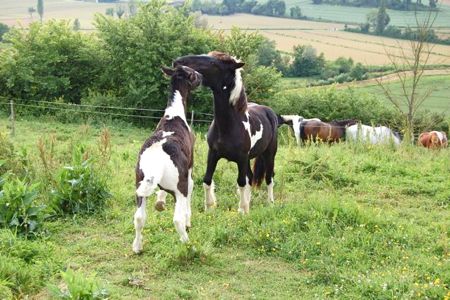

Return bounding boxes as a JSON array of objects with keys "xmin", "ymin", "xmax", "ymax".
[
  {"xmin": 418, "ymin": 131, "xmax": 448, "ymax": 149},
  {"xmin": 174, "ymin": 52, "xmax": 279, "ymax": 214},
  {"xmin": 278, "ymin": 115, "xmax": 321, "ymax": 144},
  {"xmin": 133, "ymin": 66, "xmax": 202, "ymax": 253}
]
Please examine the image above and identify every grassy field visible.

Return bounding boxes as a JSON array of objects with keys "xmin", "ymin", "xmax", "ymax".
[
  {"xmin": 284, "ymin": 0, "xmax": 450, "ymax": 28},
  {"xmin": 279, "ymin": 74, "xmax": 450, "ymax": 115},
  {"xmin": 0, "ymin": 116, "xmax": 449, "ymax": 299},
  {"xmin": 353, "ymin": 74, "xmax": 450, "ymax": 114},
  {"xmin": 206, "ymin": 14, "xmax": 450, "ymax": 65}
]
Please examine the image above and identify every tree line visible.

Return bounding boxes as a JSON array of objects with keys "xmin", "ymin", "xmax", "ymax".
[{"xmin": 312, "ymin": 0, "xmax": 438, "ymax": 11}]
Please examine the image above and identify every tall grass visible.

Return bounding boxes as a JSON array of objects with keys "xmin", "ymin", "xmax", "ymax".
[{"xmin": 0, "ymin": 118, "xmax": 448, "ymax": 298}]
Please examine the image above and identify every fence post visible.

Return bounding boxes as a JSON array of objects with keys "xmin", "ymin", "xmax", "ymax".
[
  {"xmin": 190, "ymin": 110, "xmax": 194, "ymax": 127},
  {"xmin": 9, "ymin": 99, "xmax": 15, "ymax": 137}
]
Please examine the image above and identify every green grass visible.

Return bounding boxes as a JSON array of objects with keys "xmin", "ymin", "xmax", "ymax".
[
  {"xmin": 284, "ymin": 0, "xmax": 450, "ymax": 27},
  {"xmin": 0, "ymin": 117, "xmax": 449, "ymax": 299},
  {"xmin": 355, "ymin": 74, "xmax": 450, "ymax": 114}
]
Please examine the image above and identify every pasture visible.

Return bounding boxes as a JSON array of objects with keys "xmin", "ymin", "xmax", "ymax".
[
  {"xmin": 0, "ymin": 116, "xmax": 449, "ymax": 299},
  {"xmin": 283, "ymin": 0, "xmax": 450, "ymax": 28},
  {"xmin": 279, "ymin": 74, "xmax": 450, "ymax": 115},
  {"xmin": 206, "ymin": 14, "xmax": 450, "ymax": 65}
]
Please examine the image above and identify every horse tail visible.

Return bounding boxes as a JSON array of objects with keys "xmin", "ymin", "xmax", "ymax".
[
  {"xmin": 276, "ymin": 114, "xmax": 286, "ymax": 127},
  {"xmin": 252, "ymin": 156, "xmax": 266, "ymax": 187}
]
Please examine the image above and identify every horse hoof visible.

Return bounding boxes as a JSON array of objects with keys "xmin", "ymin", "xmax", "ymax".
[
  {"xmin": 154, "ymin": 200, "xmax": 166, "ymax": 212},
  {"xmin": 186, "ymin": 226, "xmax": 191, "ymax": 232}
]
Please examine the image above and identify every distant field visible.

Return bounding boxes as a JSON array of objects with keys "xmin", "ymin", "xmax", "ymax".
[
  {"xmin": 207, "ymin": 14, "xmax": 450, "ymax": 65},
  {"xmin": 354, "ymin": 75, "xmax": 450, "ymax": 114},
  {"xmin": 280, "ymin": 74, "xmax": 450, "ymax": 114},
  {"xmin": 284, "ymin": 0, "xmax": 450, "ymax": 28},
  {"xmin": 0, "ymin": 0, "xmax": 113, "ymax": 29}
]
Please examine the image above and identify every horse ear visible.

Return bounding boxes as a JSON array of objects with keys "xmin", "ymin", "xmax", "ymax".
[
  {"xmin": 161, "ymin": 66, "xmax": 174, "ymax": 77},
  {"xmin": 233, "ymin": 62, "xmax": 245, "ymax": 69}
]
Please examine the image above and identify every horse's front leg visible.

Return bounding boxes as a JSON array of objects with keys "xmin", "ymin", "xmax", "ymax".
[
  {"xmin": 133, "ymin": 196, "xmax": 147, "ymax": 254},
  {"xmin": 203, "ymin": 150, "xmax": 219, "ymax": 210},
  {"xmin": 237, "ymin": 157, "xmax": 251, "ymax": 214}
]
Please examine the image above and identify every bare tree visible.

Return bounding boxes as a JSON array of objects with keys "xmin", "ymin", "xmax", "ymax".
[
  {"xmin": 376, "ymin": 9, "xmax": 439, "ymax": 144},
  {"xmin": 28, "ymin": 7, "xmax": 36, "ymax": 19}
]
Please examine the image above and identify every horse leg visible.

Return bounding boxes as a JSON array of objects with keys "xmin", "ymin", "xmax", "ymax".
[
  {"xmin": 133, "ymin": 196, "xmax": 147, "ymax": 254},
  {"xmin": 173, "ymin": 191, "xmax": 189, "ymax": 243},
  {"xmin": 203, "ymin": 150, "xmax": 219, "ymax": 210},
  {"xmin": 154, "ymin": 190, "xmax": 167, "ymax": 212},
  {"xmin": 186, "ymin": 168, "xmax": 193, "ymax": 229},
  {"xmin": 237, "ymin": 158, "xmax": 251, "ymax": 214}
]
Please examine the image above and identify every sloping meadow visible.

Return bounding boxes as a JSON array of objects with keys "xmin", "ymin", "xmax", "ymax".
[{"xmin": 0, "ymin": 118, "xmax": 449, "ymax": 299}]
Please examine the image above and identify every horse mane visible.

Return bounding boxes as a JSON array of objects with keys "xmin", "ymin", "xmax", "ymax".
[
  {"xmin": 208, "ymin": 51, "xmax": 240, "ymax": 64},
  {"xmin": 208, "ymin": 51, "xmax": 247, "ymax": 112}
]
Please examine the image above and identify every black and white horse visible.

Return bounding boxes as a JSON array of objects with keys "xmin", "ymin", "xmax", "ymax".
[
  {"xmin": 133, "ymin": 66, "xmax": 202, "ymax": 253},
  {"xmin": 174, "ymin": 51, "xmax": 279, "ymax": 214}
]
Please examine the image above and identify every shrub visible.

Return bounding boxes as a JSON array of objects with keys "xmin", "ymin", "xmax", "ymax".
[
  {"xmin": 0, "ymin": 132, "xmax": 29, "ymax": 178},
  {"xmin": 51, "ymin": 147, "xmax": 110, "ymax": 215},
  {"xmin": 271, "ymin": 86, "xmax": 400, "ymax": 126},
  {"xmin": 0, "ymin": 176, "xmax": 44, "ymax": 237},
  {"xmin": 48, "ymin": 268, "xmax": 109, "ymax": 300}
]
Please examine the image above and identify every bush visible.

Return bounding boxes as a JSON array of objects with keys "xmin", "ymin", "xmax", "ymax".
[
  {"xmin": 0, "ymin": 132, "xmax": 29, "ymax": 178},
  {"xmin": 0, "ymin": 176, "xmax": 44, "ymax": 237},
  {"xmin": 0, "ymin": 23, "xmax": 8, "ymax": 41},
  {"xmin": 51, "ymin": 147, "xmax": 110, "ymax": 215},
  {"xmin": 271, "ymin": 86, "xmax": 400, "ymax": 126},
  {"xmin": 48, "ymin": 268, "xmax": 109, "ymax": 300}
]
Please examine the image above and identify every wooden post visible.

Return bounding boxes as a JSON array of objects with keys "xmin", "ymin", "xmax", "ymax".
[
  {"xmin": 190, "ymin": 110, "xmax": 194, "ymax": 127},
  {"xmin": 9, "ymin": 99, "xmax": 15, "ymax": 137}
]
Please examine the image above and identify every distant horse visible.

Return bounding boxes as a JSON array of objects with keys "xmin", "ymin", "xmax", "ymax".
[
  {"xmin": 278, "ymin": 115, "xmax": 321, "ymax": 144},
  {"xmin": 174, "ymin": 51, "xmax": 279, "ymax": 214},
  {"xmin": 346, "ymin": 124, "xmax": 401, "ymax": 145},
  {"xmin": 133, "ymin": 66, "xmax": 202, "ymax": 253},
  {"xmin": 300, "ymin": 119, "xmax": 358, "ymax": 143},
  {"xmin": 418, "ymin": 131, "xmax": 448, "ymax": 149}
]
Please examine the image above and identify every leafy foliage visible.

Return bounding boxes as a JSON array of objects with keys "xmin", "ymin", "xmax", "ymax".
[
  {"xmin": 51, "ymin": 147, "xmax": 110, "ymax": 215},
  {"xmin": 0, "ymin": 176, "xmax": 44, "ymax": 237},
  {"xmin": 0, "ymin": 22, "xmax": 9, "ymax": 41},
  {"xmin": 0, "ymin": 20, "xmax": 105, "ymax": 104},
  {"xmin": 49, "ymin": 268, "xmax": 109, "ymax": 300}
]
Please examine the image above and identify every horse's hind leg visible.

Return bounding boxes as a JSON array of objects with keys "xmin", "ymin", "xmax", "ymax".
[
  {"xmin": 186, "ymin": 168, "xmax": 193, "ymax": 229},
  {"xmin": 133, "ymin": 196, "xmax": 147, "ymax": 254},
  {"xmin": 264, "ymin": 142, "xmax": 277, "ymax": 204},
  {"xmin": 173, "ymin": 191, "xmax": 189, "ymax": 243}
]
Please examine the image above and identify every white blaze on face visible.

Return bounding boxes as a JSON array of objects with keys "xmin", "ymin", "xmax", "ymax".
[
  {"xmin": 243, "ymin": 111, "xmax": 263, "ymax": 150},
  {"xmin": 165, "ymin": 90, "xmax": 190, "ymax": 131},
  {"xmin": 229, "ymin": 68, "xmax": 243, "ymax": 105}
]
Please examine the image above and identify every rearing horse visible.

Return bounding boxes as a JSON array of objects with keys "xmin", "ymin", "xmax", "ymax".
[{"xmin": 174, "ymin": 52, "xmax": 278, "ymax": 214}]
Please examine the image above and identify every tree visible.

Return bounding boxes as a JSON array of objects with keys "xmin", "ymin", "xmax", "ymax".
[
  {"xmin": 105, "ymin": 8, "xmax": 114, "ymax": 16},
  {"xmin": 429, "ymin": 0, "xmax": 437, "ymax": 8},
  {"xmin": 0, "ymin": 23, "xmax": 9, "ymax": 41},
  {"xmin": 73, "ymin": 19, "xmax": 80, "ymax": 31},
  {"xmin": 28, "ymin": 7, "xmax": 36, "ymax": 19},
  {"xmin": 128, "ymin": 0, "xmax": 138, "ymax": 17},
  {"xmin": 37, "ymin": 0, "xmax": 44, "ymax": 22},
  {"xmin": 376, "ymin": 10, "xmax": 439, "ymax": 143},
  {"xmin": 116, "ymin": 5, "xmax": 125, "ymax": 18},
  {"xmin": 290, "ymin": 6, "xmax": 302, "ymax": 18},
  {"xmin": 375, "ymin": 3, "xmax": 390, "ymax": 34},
  {"xmin": 290, "ymin": 45, "xmax": 325, "ymax": 77}
]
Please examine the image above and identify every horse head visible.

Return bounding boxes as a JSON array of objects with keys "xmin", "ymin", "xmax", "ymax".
[
  {"xmin": 173, "ymin": 52, "xmax": 245, "ymax": 91},
  {"xmin": 161, "ymin": 65, "xmax": 202, "ymax": 90}
]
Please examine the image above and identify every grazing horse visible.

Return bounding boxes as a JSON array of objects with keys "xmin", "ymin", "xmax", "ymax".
[
  {"xmin": 346, "ymin": 124, "xmax": 401, "ymax": 145},
  {"xmin": 418, "ymin": 131, "xmax": 448, "ymax": 149},
  {"xmin": 300, "ymin": 119, "xmax": 358, "ymax": 143},
  {"xmin": 278, "ymin": 115, "xmax": 321, "ymax": 144},
  {"xmin": 174, "ymin": 51, "xmax": 279, "ymax": 214},
  {"xmin": 133, "ymin": 66, "xmax": 202, "ymax": 253}
]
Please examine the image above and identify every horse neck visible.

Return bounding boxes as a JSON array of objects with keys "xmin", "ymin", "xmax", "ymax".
[
  {"xmin": 166, "ymin": 86, "xmax": 188, "ymax": 117},
  {"xmin": 211, "ymin": 88, "xmax": 246, "ymax": 131}
]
